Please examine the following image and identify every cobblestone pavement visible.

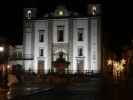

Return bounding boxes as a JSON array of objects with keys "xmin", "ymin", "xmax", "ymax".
[
  {"xmin": 0, "ymin": 80, "xmax": 52, "ymax": 100},
  {"xmin": 0, "ymin": 76, "xmax": 133, "ymax": 100},
  {"xmin": 18, "ymin": 77, "xmax": 104, "ymax": 100},
  {"xmin": 22, "ymin": 77, "xmax": 133, "ymax": 100},
  {"xmin": 0, "ymin": 88, "xmax": 8, "ymax": 100}
]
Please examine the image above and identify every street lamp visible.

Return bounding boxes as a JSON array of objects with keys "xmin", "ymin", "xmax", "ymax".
[
  {"xmin": 0, "ymin": 46, "xmax": 8, "ymax": 88},
  {"xmin": 0, "ymin": 46, "xmax": 4, "ymax": 52}
]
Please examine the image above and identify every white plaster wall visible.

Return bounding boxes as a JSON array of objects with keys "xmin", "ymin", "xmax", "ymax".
[
  {"xmin": 8, "ymin": 45, "xmax": 24, "ymax": 67},
  {"xmin": 23, "ymin": 22, "xmax": 33, "ymax": 71},
  {"xmin": 22, "ymin": 17, "xmax": 101, "ymax": 74},
  {"xmin": 24, "ymin": 60, "xmax": 33, "ymax": 71},
  {"xmin": 34, "ymin": 20, "xmax": 48, "ymax": 73},
  {"xmin": 24, "ymin": 33, "xmax": 32, "ymax": 56},
  {"xmin": 90, "ymin": 18, "xmax": 99, "ymax": 73},
  {"xmin": 72, "ymin": 18, "xmax": 89, "ymax": 73}
]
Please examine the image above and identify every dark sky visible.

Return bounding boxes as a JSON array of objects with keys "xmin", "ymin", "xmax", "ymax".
[{"xmin": 0, "ymin": 0, "xmax": 133, "ymax": 50}]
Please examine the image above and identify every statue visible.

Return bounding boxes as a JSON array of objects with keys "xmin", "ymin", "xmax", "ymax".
[
  {"xmin": 50, "ymin": 52, "xmax": 70, "ymax": 86},
  {"xmin": 52, "ymin": 52, "xmax": 70, "ymax": 74}
]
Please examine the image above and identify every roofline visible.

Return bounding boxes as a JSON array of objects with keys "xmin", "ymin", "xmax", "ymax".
[{"xmin": 24, "ymin": 16, "xmax": 100, "ymax": 21}]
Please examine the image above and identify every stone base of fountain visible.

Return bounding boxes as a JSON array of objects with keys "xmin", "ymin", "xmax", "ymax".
[{"xmin": 50, "ymin": 52, "xmax": 70, "ymax": 86}]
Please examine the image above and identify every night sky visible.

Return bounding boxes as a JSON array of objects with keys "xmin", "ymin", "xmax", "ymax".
[{"xmin": 0, "ymin": 0, "xmax": 133, "ymax": 51}]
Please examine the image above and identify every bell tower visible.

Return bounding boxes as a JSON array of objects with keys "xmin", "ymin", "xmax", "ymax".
[
  {"xmin": 88, "ymin": 3, "xmax": 102, "ymax": 73},
  {"xmin": 23, "ymin": 8, "xmax": 37, "ymax": 71},
  {"xmin": 24, "ymin": 8, "xmax": 37, "ymax": 19},
  {"xmin": 88, "ymin": 4, "xmax": 102, "ymax": 16}
]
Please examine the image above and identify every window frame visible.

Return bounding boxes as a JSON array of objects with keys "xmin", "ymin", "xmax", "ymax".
[
  {"xmin": 39, "ymin": 48, "xmax": 44, "ymax": 57},
  {"xmin": 77, "ymin": 28, "xmax": 84, "ymax": 41},
  {"xmin": 57, "ymin": 25, "xmax": 64, "ymax": 42},
  {"xmin": 78, "ymin": 47, "xmax": 83, "ymax": 57},
  {"xmin": 39, "ymin": 30, "xmax": 45, "ymax": 42}
]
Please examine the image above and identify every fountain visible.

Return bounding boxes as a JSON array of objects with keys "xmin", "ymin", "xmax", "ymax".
[
  {"xmin": 52, "ymin": 52, "xmax": 70, "ymax": 74},
  {"xmin": 50, "ymin": 52, "xmax": 70, "ymax": 86}
]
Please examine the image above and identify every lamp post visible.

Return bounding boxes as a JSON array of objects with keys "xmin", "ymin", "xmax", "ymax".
[
  {"xmin": 0, "ymin": 46, "xmax": 5, "ymax": 74},
  {"xmin": 0, "ymin": 46, "xmax": 4, "ymax": 52},
  {"xmin": 0, "ymin": 46, "xmax": 4, "ymax": 85},
  {"xmin": 0, "ymin": 46, "xmax": 10, "ymax": 89},
  {"xmin": 107, "ymin": 58, "xmax": 126, "ymax": 81},
  {"xmin": 0, "ymin": 46, "xmax": 6, "ymax": 88}
]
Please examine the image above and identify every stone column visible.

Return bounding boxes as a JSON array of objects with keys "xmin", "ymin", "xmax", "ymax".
[
  {"xmin": 48, "ymin": 20, "xmax": 53, "ymax": 70},
  {"xmin": 88, "ymin": 18, "xmax": 91, "ymax": 72},
  {"xmin": 68, "ymin": 19, "xmax": 73, "ymax": 73},
  {"xmin": 23, "ymin": 20, "xmax": 33, "ymax": 71},
  {"xmin": 97, "ymin": 17, "xmax": 102, "ymax": 73},
  {"xmin": 90, "ymin": 17, "xmax": 101, "ymax": 73}
]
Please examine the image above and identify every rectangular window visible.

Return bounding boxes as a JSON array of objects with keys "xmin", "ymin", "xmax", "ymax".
[
  {"xmin": 17, "ymin": 51, "xmax": 22, "ymax": 58},
  {"xmin": 39, "ymin": 48, "xmax": 44, "ymax": 56},
  {"xmin": 57, "ymin": 26, "xmax": 64, "ymax": 42},
  {"xmin": 78, "ymin": 48, "xmax": 83, "ymax": 56},
  {"xmin": 77, "ymin": 28, "xmax": 84, "ymax": 41},
  {"xmin": 39, "ymin": 30, "xmax": 45, "ymax": 42}
]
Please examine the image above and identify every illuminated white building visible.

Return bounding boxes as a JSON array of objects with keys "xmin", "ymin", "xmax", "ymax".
[{"xmin": 10, "ymin": 4, "xmax": 102, "ymax": 74}]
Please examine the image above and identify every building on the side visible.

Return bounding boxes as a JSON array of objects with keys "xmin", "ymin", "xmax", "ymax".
[
  {"xmin": 9, "ymin": 3, "xmax": 102, "ymax": 74},
  {"xmin": 8, "ymin": 45, "xmax": 23, "ymax": 66},
  {"xmin": 0, "ymin": 37, "xmax": 14, "ymax": 74}
]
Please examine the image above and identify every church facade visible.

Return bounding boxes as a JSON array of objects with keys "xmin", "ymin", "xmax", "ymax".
[{"xmin": 10, "ymin": 4, "xmax": 102, "ymax": 74}]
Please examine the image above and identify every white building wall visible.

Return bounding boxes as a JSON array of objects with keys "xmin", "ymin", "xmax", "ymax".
[
  {"xmin": 22, "ymin": 18, "xmax": 101, "ymax": 74},
  {"xmin": 24, "ymin": 61, "xmax": 33, "ymax": 71},
  {"xmin": 11, "ymin": 5, "xmax": 102, "ymax": 74},
  {"xmin": 90, "ymin": 18, "xmax": 100, "ymax": 73},
  {"xmin": 23, "ymin": 22, "xmax": 33, "ymax": 58},
  {"xmin": 8, "ymin": 45, "xmax": 24, "ymax": 66},
  {"xmin": 34, "ymin": 20, "xmax": 48, "ymax": 73},
  {"xmin": 23, "ymin": 21, "xmax": 34, "ymax": 71},
  {"xmin": 72, "ymin": 18, "xmax": 89, "ymax": 73}
]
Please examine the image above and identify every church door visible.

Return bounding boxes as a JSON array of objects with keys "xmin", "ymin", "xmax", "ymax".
[{"xmin": 38, "ymin": 60, "xmax": 44, "ymax": 75}]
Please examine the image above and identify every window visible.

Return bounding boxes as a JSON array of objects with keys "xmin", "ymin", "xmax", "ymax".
[
  {"xmin": 78, "ymin": 48, "xmax": 83, "ymax": 56},
  {"xmin": 27, "ymin": 10, "xmax": 32, "ymax": 19},
  {"xmin": 77, "ymin": 28, "xmax": 84, "ymax": 41},
  {"xmin": 57, "ymin": 26, "xmax": 64, "ymax": 42},
  {"xmin": 39, "ymin": 30, "xmax": 45, "ymax": 42},
  {"xmin": 17, "ymin": 51, "xmax": 22, "ymax": 58},
  {"xmin": 39, "ymin": 48, "xmax": 44, "ymax": 56},
  {"xmin": 92, "ymin": 5, "xmax": 96, "ymax": 15}
]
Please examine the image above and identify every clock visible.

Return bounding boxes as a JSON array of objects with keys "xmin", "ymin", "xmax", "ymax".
[{"xmin": 59, "ymin": 10, "xmax": 64, "ymax": 16}]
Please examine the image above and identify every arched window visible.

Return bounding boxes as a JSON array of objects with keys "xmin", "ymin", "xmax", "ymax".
[
  {"xmin": 78, "ymin": 48, "xmax": 83, "ymax": 56},
  {"xmin": 27, "ymin": 10, "xmax": 32, "ymax": 19},
  {"xmin": 77, "ymin": 28, "xmax": 84, "ymax": 41},
  {"xmin": 92, "ymin": 5, "xmax": 96, "ymax": 15},
  {"xmin": 39, "ymin": 48, "xmax": 44, "ymax": 57}
]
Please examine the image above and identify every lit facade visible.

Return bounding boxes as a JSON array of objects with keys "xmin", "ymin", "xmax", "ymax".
[{"xmin": 9, "ymin": 4, "xmax": 102, "ymax": 74}]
